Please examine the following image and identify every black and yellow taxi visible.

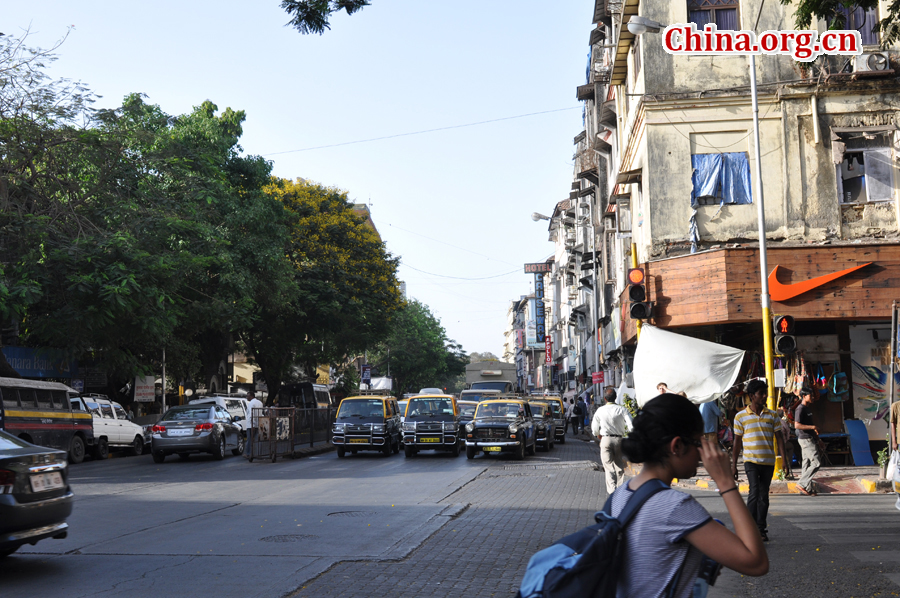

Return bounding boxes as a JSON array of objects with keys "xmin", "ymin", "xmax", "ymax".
[
  {"xmin": 332, "ymin": 395, "xmax": 402, "ymax": 457},
  {"xmin": 527, "ymin": 400, "xmax": 557, "ymax": 451},
  {"xmin": 402, "ymin": 394, "xmax": 462, "ymax": 458},
  {"xmin": 531, "ymin": 396, "xmax": 567, "ymax": 445},
  {"xmin": 464, "ymin": 398, "xmax": 536, "ymax": 460}
]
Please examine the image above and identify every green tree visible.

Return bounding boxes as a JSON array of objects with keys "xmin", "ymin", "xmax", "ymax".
[
  {"xmin": 280, "ymin": 0, "xmax": 371, "ymax": 34},
  {"xmin": 369, "ymin": 299, "xmax": 464, "ymax": 395},
  {"xmin": 780, "ymin": 0, "xmax": 900, "ymax": 47}
]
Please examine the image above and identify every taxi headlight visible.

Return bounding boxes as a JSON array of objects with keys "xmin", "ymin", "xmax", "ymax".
[
  {"xmin": 333, "ymin": 423, "xmax": 345, "ymax": 432},
  {"xmin": 443, "ymin": 422, "xmax": 457, "ymax": 431},
  {"xmin": 372, "ymin": 424, "xmax": 385, "ymax": 433},
  {"xmin": 465, "ymin": 423, "xmax": 475, "ymax": 433},
  {"xmin": 508, "ymin": 423, "xmax": 518, "ymax": 433},
  {"xmin": 402, "ymin": 422, "xmax": 415, "ymax": 432}
]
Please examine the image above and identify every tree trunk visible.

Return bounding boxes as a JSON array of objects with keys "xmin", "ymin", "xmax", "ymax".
[{"xmin": 0, "ymin": 347, "xmax": 21, "ymax": 378}]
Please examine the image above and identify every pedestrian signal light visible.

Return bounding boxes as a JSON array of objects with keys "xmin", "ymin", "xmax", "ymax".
[
  {"xmin": 773, "ymin": 315, "xmax": 797, "ymax": 354},
  {"xmin": 627, "ymin": 268, "xmax": 653, "ymax": 320}
]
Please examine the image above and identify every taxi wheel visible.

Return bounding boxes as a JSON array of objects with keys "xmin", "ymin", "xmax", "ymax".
[
  {"xmin": 516, "ymin": 441, "xmax": 525, "ymax": 461},
  {"xmin": 466, "ymin": 445, "xmax": 476, "ymax": 459},
  {"xmin": 559, "ymin": 435, "xmax": 566, "ymax": 444},
  {"xmin": 382, "ymin": 439, "xmax": 392, "ymax": 456},
  {"xmin": 393, "ymin": 437, "xmax": 400, "ymax": 454},
  {"xmin": 451, "ymin": 442, "xmax": 461, "ymax": 457},
  {"xmin": 526, "ymin": 440, "xmax": 536, "ymax": 456},
  {"xmin": 405, "ymin": 445, "xmax": 415, "ymax": 458},
  {"xmin": 337, "ymin": 446, "xmax": 346, "ymax": 458},
  {"xmin": 544, "ymin": 437, "xmax": 552, "ymax": 451}
]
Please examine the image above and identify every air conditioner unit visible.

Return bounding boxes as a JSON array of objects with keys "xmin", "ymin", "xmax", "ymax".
[{"xmin": 854, "ymin": 52, "xmax": 890, "ymax": 72}]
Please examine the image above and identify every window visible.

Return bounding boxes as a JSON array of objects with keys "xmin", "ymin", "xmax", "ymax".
[
  {"xmin": 1, "ymin": 388, "xmax": 19, "ymax": 408},
  {"xmin": 36, "ymin": 389, "xmax": 53, "ymax": 409},
  {"xmin": 18, "ymin": 389, "xmax": 36, "ymax": 408},
  {"xmin": 688, "ymin": 0, "xmax": 740, "ymax": 29},
  {"xmin": 100, "ymin": 404, "xmax": 114, "ymax": 419},
  {"xmin": 632, "ymin": 35, "xmax": 642, "ymax": 81},
  {"xmin": 838, "ymin": 146, "xmax": 893, "ymax": 203},
  {"xmin": 839, "ymin": 5, "xmax": 879, "ymax": 46},
  {"xmin": 690, "ymin": 152, "xmax": 753, "ymax": 206},
  {"xmin": 114, "ymin": 403, "xmax": 128, "ymax": 420}
]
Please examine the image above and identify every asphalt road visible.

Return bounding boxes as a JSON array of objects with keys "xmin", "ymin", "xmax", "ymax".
[{"xmin": 4, "ymin": 437, "xmax": 900, "ymax": 598}]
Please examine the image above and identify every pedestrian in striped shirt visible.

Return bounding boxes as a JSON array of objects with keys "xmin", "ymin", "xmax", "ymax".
[{"xmin": 731, "ymin": 379, "xmax": 787, "ymax": 542}]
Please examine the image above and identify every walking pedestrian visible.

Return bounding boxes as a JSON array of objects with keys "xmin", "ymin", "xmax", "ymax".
[
  {"xmin": 699, "ymin": 399, "xmax": 721, "ymax": 444},
  {"xmin": 794, "ymin": 387, "xmax": 824, "ymax": 496},
  {"xmin": 610, "ymin": 393, "xmax": 768, "ymax": 597},
  {"xmin": 564, "ymin": 397, "xmax": 574, "ymax": 434},
  {"xmin": 591, "ymin": 387, "xmax": 633, "ymax": 494},
  {"xmin": 891, "ymin": 397, "xmax": 900, "ymax": 451},
  {"xmin": 244, "ymin": 391, "xmax": 264, "ymax": 458},
  {"xmin": 574, "ymin": 396, "xmax": 586, "ymax": 434},
  {"xmin": 731, "ymin": 379, "xmax": 787, "ymax": 541}
]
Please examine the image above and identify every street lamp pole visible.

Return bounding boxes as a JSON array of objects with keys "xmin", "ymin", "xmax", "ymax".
[{"xmin": 580, "ymin": 203, "xmax": 601, "ymax": 408}]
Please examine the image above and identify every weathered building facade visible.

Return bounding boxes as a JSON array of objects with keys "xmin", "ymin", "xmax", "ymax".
[{"xmin": 534, "ymin": 0, "xmax": 900, "ymax": 443}]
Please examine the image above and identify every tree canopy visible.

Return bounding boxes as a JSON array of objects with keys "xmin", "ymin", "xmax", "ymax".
[
  {"xmin": 780, "ymin": 0, "xmax": 900, "ymax": 47},
  {"xmin": 369, "ymin": 299, "xmax": 467, "ymax": 396},
  {"xmin": 280, "ymin": 0, "xmax": 371, "ymax": 34},
  {"xmin": 0, "ymin": 32, "xmax": 405, "ymax": 401}
]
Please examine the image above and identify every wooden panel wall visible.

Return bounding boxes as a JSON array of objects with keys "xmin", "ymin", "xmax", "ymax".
[{"xmin": 619, "ymin": 244, "xmax": 900, "ymax": 341}]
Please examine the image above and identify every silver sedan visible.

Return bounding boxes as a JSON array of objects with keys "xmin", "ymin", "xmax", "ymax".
[{"xmin": 150, "ymin": 405, "xmax": 244, "ymax": 463}]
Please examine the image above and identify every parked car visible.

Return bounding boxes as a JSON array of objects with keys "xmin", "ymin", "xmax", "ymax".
[
  {"xmin": 0, "ymin": 377, "xmax": 92, "ymax": 465},
  {"xmin": 527, "ymin": 401, "xmax": 556, "ymax": 451},
  {"xmin": 0, "ymin": 430, "xmax": 73, "ymax": 558},
  {"xmin": 150, "ymin": 404, "xmax": 244, "ymax": 463},
  {"xmin": 464, "ymin": 399, "xmax": 536, "ymax": 460},
  {"xmin": 71, "ymin": 396, "xmax": 147, "ymax": 459},
  {"xmin": 402, "ymin": 394, "xmax": 461, "ymax": 457},
  {"xmin": 531, "ymin": 397, "xmax": 567, "ymax": 445},
  {"xmin": 331, "ymin": 395, "xmax": 401, "ymax": 457},
  {"xmin": 189, "ymin": 396, "xmax": 250, "ymax": 434}
]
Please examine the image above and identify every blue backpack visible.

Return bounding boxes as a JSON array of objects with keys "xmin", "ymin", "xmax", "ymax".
[{"xmin": 515, "ymin": 479, "xmax": 669, "ymax": 598}]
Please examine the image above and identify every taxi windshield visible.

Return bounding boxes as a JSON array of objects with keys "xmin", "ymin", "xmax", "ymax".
[
  {"xmin": 475, "ymin": 402, "xmax": 524, "ymax": 419},
  {"xmin": 406, "ymin": 398, "xmax": 454, "ymax": 417},
  {"xmin": 458, "ymin": 404, "xmax": 477, "ymax": 418},
  {"xmin": 529, "ymin": 403, "xmax": 549, "ymax": 417},
  {"xmin": 337, "ymin": 399, "xmax": 384, "ymax": 419}
]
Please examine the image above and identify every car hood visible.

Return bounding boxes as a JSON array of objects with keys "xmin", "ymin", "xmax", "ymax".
[
  {"xmin": 473, "ymin": 417, "xmax": 520, "ymax": 426},
  {"xmin": 405, "ymin": 414, "xmax": 456, "ymax": 423},
  {"xmin": 335, "ymin": 416, "xmax": 385, "ymax": 424}
]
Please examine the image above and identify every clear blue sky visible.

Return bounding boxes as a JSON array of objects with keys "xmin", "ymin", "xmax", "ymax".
[{"xmin": 7, "ymin": 1, "xmax": 592, "ymax": 358}]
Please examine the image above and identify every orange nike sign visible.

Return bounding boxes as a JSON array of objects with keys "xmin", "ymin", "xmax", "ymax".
[{"xmin": 768, "ymin": 262, "xmax": 872, "ymax": 302}]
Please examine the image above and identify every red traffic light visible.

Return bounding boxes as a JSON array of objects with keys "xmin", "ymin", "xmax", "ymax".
[
  {"xmin": 773, "ymin": 315, "xmax": 795, "ymax": 334},
  {"xmin": 627, "ymin": 268, "xmax": 645, "ymax": 285}
]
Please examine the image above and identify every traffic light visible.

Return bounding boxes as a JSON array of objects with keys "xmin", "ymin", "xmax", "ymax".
[
  {"xmin": 627, "ymin": 268, "xmax": 653, "ymax": 319},
  {"xmin": 773, "ymin": 315, "xmax": 797, "ymax": 354}
]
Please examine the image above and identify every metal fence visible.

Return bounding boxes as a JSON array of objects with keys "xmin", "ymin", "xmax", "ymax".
[{"xmin": 246, "ymin": 407, "xmax": 334, "ymax": 463}]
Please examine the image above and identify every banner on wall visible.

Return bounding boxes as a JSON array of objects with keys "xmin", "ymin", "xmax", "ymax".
[{"xmin": 849, "ymin": 324, "xmax": 896, "ymax": 440}]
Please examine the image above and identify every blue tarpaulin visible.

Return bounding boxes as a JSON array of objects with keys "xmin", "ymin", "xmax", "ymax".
[{"xmin": 691, "ymin": 152, "xmax": 752, "ymax": 206}]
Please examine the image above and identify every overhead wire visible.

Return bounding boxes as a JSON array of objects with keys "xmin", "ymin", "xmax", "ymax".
[{"xmin": 263, "ymin": 106, "xmax": 581, "ymax": 155}]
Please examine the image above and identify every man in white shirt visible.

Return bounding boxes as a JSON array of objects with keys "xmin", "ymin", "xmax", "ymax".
[
  {"xmin": 591, "ymin": 387, "xmax": 633, "ymax": 494},
  {"xmin": 245, "ymin": 391, "xmax": 264, "ymax": 458}
]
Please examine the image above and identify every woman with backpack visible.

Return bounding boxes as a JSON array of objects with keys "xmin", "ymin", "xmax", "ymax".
[{"xmin": 610, "ymin": 393, "xmax": 769, "ymax": 597}]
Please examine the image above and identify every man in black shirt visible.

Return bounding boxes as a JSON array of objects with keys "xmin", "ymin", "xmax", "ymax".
[{"xmin": 794, "ymin": 387, "xmax": 823, "ymax": 496}]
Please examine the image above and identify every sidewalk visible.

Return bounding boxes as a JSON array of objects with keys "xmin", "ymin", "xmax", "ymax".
[
  {"xmin": 571, "ymin": 429, "xmax": 892, "ymax": 495},
  {"xmin": 673, "ymin": 462, "xmax": 892, "ymax": 495}
]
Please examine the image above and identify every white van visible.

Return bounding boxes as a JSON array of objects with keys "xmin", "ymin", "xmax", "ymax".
[
  {"xmin": 71, "ymin": 396, "xmax": 147, "ymax": 459},
  {"xmin": 189, "ymin": 396, "xmax": 250, "ymax": 433}
]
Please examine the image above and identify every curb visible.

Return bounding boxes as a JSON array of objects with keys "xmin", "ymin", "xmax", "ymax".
[{"xmin": 677, "ymin": 475, "xmax": 892, "ymax": 495}]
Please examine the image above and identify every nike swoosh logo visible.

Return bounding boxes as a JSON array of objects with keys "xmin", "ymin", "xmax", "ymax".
[{"xmin": 768, "ymin": 262, "xmax": 872, "ymax": 302}]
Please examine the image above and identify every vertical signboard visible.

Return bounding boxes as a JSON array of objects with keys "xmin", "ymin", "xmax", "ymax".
[
  {"xmin": 361, "ymin": 364, "xmax": 372, "ymax": 385},
  {"xmin": 524, "ymin": 263, "xmax": 551, "ymax": 345},
  {"xmin": 134, "ymin": 375, "xmax": 156, "ymax": 402},
  {"xmin": 545, "ymin": 336, "xmax": 552, "ymax": 364}
]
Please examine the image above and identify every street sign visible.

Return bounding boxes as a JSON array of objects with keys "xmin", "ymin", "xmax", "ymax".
[
  {"xmin": 524, "ymin": 262, "xmax": 553, "ymax": 274},
  {"xmin": 134, "ymin": 375, "xmax": 155, "ymax": 402},
  {"xmin": 545, "ymin": 336, "xmax": 552, "ymax": 364},
  {"xmin": 361, "ymin": 364, "xmax": 372, "ymax": 384},
  {"xmin": 592, "ymin": 371, "xmax": 604, "ymax": 384}
]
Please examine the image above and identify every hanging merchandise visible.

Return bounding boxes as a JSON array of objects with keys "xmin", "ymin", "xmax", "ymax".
[
  {"xmin": 828, "ymin": 363, "xmax": 850, "ymax": 402},
  {"xmin": 815, "ymin": 363, "xmax": 828, "ymax": 396},
  {"xmin": 783, "ymin": 356, "xmax": 795, "ymax": 395},
  {"xmin": 795, "ymin": 354, "xmax": 808, "ymax": 392}
]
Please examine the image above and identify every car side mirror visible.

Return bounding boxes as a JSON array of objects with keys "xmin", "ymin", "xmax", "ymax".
[{"xmin": 233, "ymin": 415, "xmax": 243, "ymax": 422}]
